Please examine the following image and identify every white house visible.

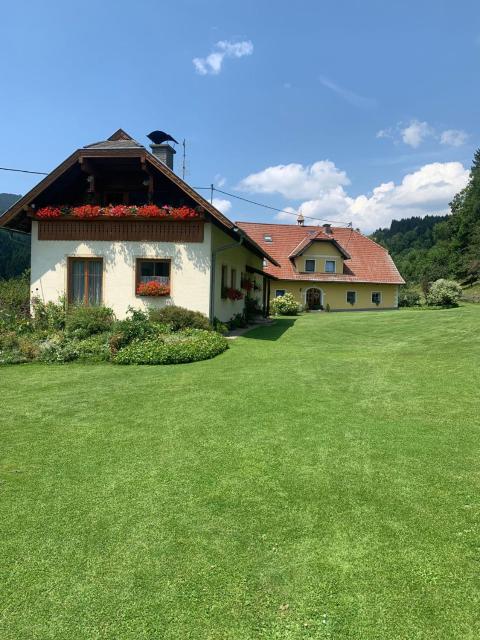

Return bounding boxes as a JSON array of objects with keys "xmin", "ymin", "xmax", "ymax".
[{"xmin": 0, "ymin": 130, "xmax": 278, "ymax": 322}]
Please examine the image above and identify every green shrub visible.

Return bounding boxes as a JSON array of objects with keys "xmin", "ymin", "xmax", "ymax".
[
  {"xmin": 32, "ymin": 298, "xmax": 66, "ymax": 332},
  {"xmin": 148, "ymin": 306, "xmax": 211, "ymax": 332},
  {"xmin": 17, "ymin": 336, "xmax": 41, "ymax": 360},
  {"xmin": 426, "ymin": 279, "xmax": 463, "ymax": 307},
  {"xmin": 228, "ymin": 313, "xmax": 247, "ymax": 329},
  {"xmin": 0, "ymin": 330, "xmax": 19, "ymax": 351},
  {"xmin": 212, "ymin": 317, "xmax": 229, "ymax": 335},
  {"xmin": 113, "ymin": 329, "xmax": 228, "ymax": 365},
  {"xmin": 65, "ymin": 305, "xmax": 115, "ymax": 339},
  {"xmin": 0, "ymin": 350, "xmax": 28, "ymax": 365},
  {"xmin": 75, "ymin": 333, "xmax": 111, "ymax": 362},
  {"xmin": 38, "ymin": 336, "xmax": 80, "ymax": 363},
  {"xmin": 109, "ymin": 308, "xmax": 171, "ymax": 353},
  {"xmin": 270, "ymin": 292, "xmax": 299, "ymax": 316},
  {"xmin": 0, "ymin": 274, "xmax": 30, "ymax": 331},
  {"xmin": 399, "ymin": 287, "xmax": 421, "ymax": 307},
  {"xmin": 0, "ymin": 330, "xmax": 23, "ymax": 364}
]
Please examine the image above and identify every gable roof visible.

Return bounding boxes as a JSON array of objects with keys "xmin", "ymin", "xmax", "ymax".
[
  {"xmin": 0, "ymin": 130, "xmax": 278, "ymax": 267},
  {"xmin": 288, "ymin": 229, "xmax": 351, "ymax": 259},
  {"xmin": 236, "ymin": 222, "xmax": 405, "ymax": 285}
]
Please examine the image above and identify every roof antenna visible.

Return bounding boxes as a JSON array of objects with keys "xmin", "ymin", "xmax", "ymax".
[{"xmin": 182, "ymin": 139, "xmax": 186, "ymax": 181}]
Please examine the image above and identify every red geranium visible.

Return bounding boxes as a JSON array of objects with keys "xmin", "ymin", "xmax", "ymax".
[
  {"xmin": 225, "ymin": 287, "xmax": 244, "ymax": 301},
  {"xmin": 73, "ymin": 205, "xmax": 101, "ymax": 218},
  {"xmin": 36, "ymin": 207, "xmax": 62, "ymax": 219},
  {"xmin": 103, "ymin": 205, "xmax": 131, "ymax": 217},
  {"xmin": 170, "ymin": 206, "xmax": 198, "ymax": 219},
  {"xmin": 136, "ymin": 281, "xmax": 170, "ymax": 297},
  {"xmin": 138, "ymin": 205, "xmax": 167, "ymax": 218}
]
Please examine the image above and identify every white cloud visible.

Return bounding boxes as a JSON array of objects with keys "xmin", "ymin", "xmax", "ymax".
[
  {"xmin": 239, "ymin": 160, "xmax": 469, "ymax": 233},
  {"xmin": 193, "ymin": 40, "xmax": 253, "ymax": 75},
  {"xmin": 214, "ymin": 174, "xmax": 226, "ymax": 188},
  {"xmin": 401, "ymin": 120, "xmax": 434, "ymax": 147},
  {"xmin": 238, "ymin": 161, "xmax": 350, "ymax": 200},
  {"xmin": 378, "ymin": 120, "xmax": 469, "ymax": 149},
  {"xmin": 212, "ymin": 198, "xmax": 232, "ymax": 214},
  {"xmin": 376, "ymin": 128, "xmax": 394, "ymax": 139},
  {"xmin": 319, "ymin": 75, "xmax": 376, "ymax": 108},
  {"xmin": 440, "ymin": 129, "xmax": 468, "ymax": 147}
]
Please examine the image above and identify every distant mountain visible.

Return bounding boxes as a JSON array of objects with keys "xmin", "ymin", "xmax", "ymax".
[
  {"xmin": 371, "ymin": 148, "xmax": 480, "ymax": 286},
  {"xmin": 0, "ymin": 193, "xmax": 21, "ymax": 215},
  {"xmin": 0, "ymin": 193, "xmax": 30, "ymax": 280}
]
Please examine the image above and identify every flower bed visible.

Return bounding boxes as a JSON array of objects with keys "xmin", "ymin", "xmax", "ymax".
[
  {"xmin": 136, "ymin": 281, "xmax": 170, "ymax": 297},
  {"xmin": 113, "ymin": 329, "xmax": 228, "ymax": 365},
  {"xmin": 35, "ymin": 204, "xmax": 200, "ymax": 220}
]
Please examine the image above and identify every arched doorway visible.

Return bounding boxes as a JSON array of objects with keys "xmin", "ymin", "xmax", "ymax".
[{"xmin": 306, "ymin": 287, "xmax": 323, "ymax": 310}]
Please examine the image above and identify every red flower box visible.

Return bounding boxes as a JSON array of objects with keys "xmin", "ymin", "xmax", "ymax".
[
  {"xmin": 136, "ymin": 281, "xmax": 170, "ymax": 297},
  {"xmin": 224, "ymin": 287, "xmax": 244, "ymax": 301},
  {"xmin": 35, "ymin": 206, "xmax": 62, "ymax": 219},
  {"xmin": 35, "ymin": 204, "xmax": 200, "ymax": 220}
]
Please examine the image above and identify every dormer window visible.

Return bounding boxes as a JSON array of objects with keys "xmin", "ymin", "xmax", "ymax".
[
  {"xmin": 305, "ymin": 259, "xmax": 315, "ymax": 272},
  {"xmin": 325, "ymin": 260, "xmax": 336, "ymax": 273},
  {"xmin": 264, "ymin": 234, "xmax": 272, "ymax": 242}
]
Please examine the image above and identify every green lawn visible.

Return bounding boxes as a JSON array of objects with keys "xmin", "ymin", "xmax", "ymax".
[{"xmin": 1, "ymin": 307, "xmax": 480, "ymax": 639}]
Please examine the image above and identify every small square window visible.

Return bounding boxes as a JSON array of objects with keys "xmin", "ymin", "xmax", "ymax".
[
  {"xmin": 305, "ymin": 259, "xmax": 315, "ymax": 272},
  {"xmin": 347, "ymin": 291, "xmax": 356, "ymax": 305},
  {"xmin": 325, "ymin": 260, "xmax": 336, "ymax": 273},
  {"xmin": 264, "ymin": 234, "xmax": 273, "ymax": 242},
  {"xmin": 136, "ymin": 259, "xmax": 170, "ymax": 296},
  {"xmin": 275, "ymin": 289, "xmax": 286, "ymax": 297},
  {"xmin": 372, "ymin": 292, "xmax": 381, "ymax": 305}
]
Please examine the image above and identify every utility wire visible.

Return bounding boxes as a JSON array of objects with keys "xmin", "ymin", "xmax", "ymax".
[
  {"xmin": 209, "ymin": 186, "xmax": 351, "ymax": 226},
  {"xmin": 0, "ymin": 166, "xmax": 353, "ymax": 227},
  {"xmin": 0, "ymin": 166, "xmax": 48, "ymax": 176}
]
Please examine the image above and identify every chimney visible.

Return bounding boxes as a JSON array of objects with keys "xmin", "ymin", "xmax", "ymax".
[
  {"xmin": 322, "ymin": 223, "xmax": 333, "ymax": 234},
  {"xmin": 150, "ymin": 143, "xmax": 176, "ymax": 170},
  {"xmin": 297, "ymin": 213, "xmax": 305, "ymax": 226}
]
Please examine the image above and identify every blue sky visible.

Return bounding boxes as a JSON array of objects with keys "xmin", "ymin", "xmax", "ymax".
[{"xmin": 1, "ymin": 0, "xmax": 479, "ymax": 232}]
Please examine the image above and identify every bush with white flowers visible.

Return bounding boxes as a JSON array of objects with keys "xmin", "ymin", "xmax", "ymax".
[{"xmin": 426, "ymin": 279, "xmax": 463, "ymax": 307}]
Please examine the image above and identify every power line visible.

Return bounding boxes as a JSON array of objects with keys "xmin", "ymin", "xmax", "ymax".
[
  {"xmin": 0, "ymin": 166, "xmax": 48, "ymax": 176},
  {"xmin": 210, "ymin": 186, "xmax": 351, "ymax": 226},
  {"xmin": 0, "ymin": 165, "xmax": 352, "ymax": 226}
]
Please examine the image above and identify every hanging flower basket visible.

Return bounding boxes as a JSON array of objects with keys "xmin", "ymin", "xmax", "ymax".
[
  {"xmin": 136, "ymin": 281, "xmax": 170, "ymax": 297},
  {"xmin": 35, "ymin": 204, "xmax": 201, "ymax": 220},
  {"xmin": 241, "ymin": 279, "xmax": 253, "ymax": 292}
]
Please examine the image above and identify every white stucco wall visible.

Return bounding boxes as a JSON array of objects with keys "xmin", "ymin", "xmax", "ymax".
[
  {"xmin": 212, "ymin": 226, "xmax": 264, "ymax": 322},
  {"xmin": 30, "ymin": 221, "xmax": 212, "ymax": 319}
]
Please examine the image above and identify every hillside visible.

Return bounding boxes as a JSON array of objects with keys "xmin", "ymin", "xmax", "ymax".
[
  {"xmin": 0, "ymin": 193, "xmax": 30, "ymax": 279},
  {"xmin": 371, "ymin": 149, "xmax": 480, "ymax": 286}
]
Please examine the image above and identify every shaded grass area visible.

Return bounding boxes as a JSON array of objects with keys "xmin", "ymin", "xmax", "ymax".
[{"xmin": 1, "ymin": 306, "xmax": 480, "ymax": 639}]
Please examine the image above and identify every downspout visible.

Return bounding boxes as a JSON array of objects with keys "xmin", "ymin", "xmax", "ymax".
[{"xmin": 209, "ymin": 229, "xmax": 244, "ymax": 321}]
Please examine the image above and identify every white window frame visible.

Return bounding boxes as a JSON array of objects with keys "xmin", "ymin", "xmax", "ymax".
[
  {"xmin": 324, "ymin": 259, "xmax": 336, "ymax": 273},
  {"xmin": 305, "ymin": 259, "xmax": 316, "ymax": 272},
  {"xmin": 371, "ymin": 291, "xmax": 382, "ymax": 305},
  {"xmin": 346, "ymin": 290, "xmax": 357, "ymax": 305},
  {"xmin": 275, "ymin": 289, "xmax": 286, "ymax": 298}
]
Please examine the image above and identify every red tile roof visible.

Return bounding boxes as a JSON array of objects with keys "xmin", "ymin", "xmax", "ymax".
[{"xmin": 236, "ymin": 222, "xmax": 405, "ymax": 284}]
